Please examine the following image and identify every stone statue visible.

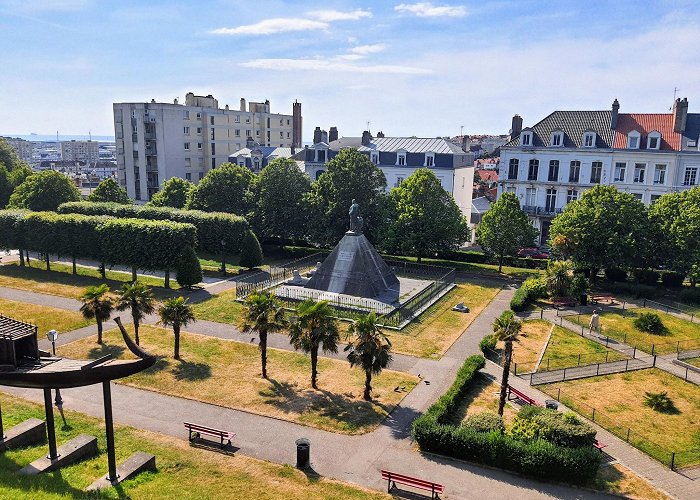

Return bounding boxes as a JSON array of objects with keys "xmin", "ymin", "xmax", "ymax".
[{"xmin": 349, "ymin": 199, "xmax": 363, "ymax": 233}]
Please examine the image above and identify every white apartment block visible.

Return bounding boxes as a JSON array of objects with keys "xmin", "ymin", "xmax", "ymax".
[
  {"xmin": 3, "ymin": 137, "xmax": 33, "ymax": 163},
  {"xmin": 113, "ymin": 92, "xmax": 302, "ymax": 200},
  {"xmin": 61, "ymin": 140, "xmax": 100, "ymax": 163},
  {"xmin": 498, "ymin": 98, "xmax": 700, "ymax": 245}
]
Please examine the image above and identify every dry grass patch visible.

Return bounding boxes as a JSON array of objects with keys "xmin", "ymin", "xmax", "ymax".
[
  {"xmin": 451, "ymin": 373, "xmax": 518, "ymax": 426},
  {"xmin": 593, "ymin": 464, "xmax": 672, "ymax": 500},
  {"xmin": 58, "ymin": 325, "xmax": 417, "ymax": 435},
  {"xmin": 499, "ymin": 319, "xmax": 550, "ymax": 373},
  {"xmin": 538, "ymin": 325, "xmax": 627, "ymax": 372},
  {"xmin": 542, "ymin": 369, "xmax": 700, "ymax": 467},
  {"xmin": 0, "ymin": 297, "xmax": 90, "ymax": 334}
]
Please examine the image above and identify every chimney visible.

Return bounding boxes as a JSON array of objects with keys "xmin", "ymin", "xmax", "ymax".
[
  {"xmin": 246, "ymin": 136, "xmax": 254, "ymax": 148},
  {"xmin": 240, "ymin": 98, "xmax": 246, "ymax": 112},
  {"xmin": 329, "ymin": 126, "xmax": 338, "ymax": 142},
  {"xmin": 361, "ymin": 130, "xmax": 372, "ymax": 146},
  {"xmin": 313, "ymin": 126, "xmax": 322, "ymax": 144},
  {"xmin": 673, "ymin": 97, "xmax": 688, "ymax": 133},
  {"xmin": 461, "ymin": 135, "xmax": 468, "ymax": 152},
  {"xmin": 291, "ymin": 146, "xmax": 296, "ymax": 155},
  {"xmin": 510, "ymin": 114, "xmax": 523, "ymax": 139},
  {"xmin": 376, "ymin": 131, "xmax": 385, "ymax": 138},
  {"xmin": 611, "ymin": 99, "xmax": 620, "ymax": 129},
  {"xmin": 292, "ymin": 100, "xmax": 302, "ymax": 148},
  {"xmin": 173, "ymin": 97, "xmax": 179, "ymax": 105},
  {"xmin": 320, "ymin": 130, "xmax": 328, "ymax": 144},
  {"xmin": 225, "ymin": 104, "xmax": 229, "ymax": 110}
]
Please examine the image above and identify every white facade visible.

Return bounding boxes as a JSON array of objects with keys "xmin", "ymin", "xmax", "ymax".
[
  {"xmin": 3, "ymin": 137, "xmax": 33, "ymax": 163},
  {"xmin": 60, "ymin": 140, "xmax": 100, "ymax": 163}
]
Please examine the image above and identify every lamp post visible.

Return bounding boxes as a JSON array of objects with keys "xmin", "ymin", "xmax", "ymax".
[
  {"xmin": 46, "ymin": 330, "xmax": 65, "ymax": 422},
  {"xmin": 47, "ymin": 329, "xmax": 58, "ymax": 356},
  {"xmin": 220, "ymin": 239, "xmax": 226, "ymax": 276}
]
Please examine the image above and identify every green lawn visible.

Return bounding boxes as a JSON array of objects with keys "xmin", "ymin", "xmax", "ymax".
[
  {"xmin": 191, "ymin": 288, "xmax": 244, "ymax": 325},
  {"xmin": 569, "ymin": 307, "xmax": 700, "ymax": 354},
  {"xmin": 0, "ymin": 297, "xmax": 90, "ymax": 335},
  {"xmin": 684, "ymin": 357, "xmax": 700, "ymax": 368},
  {"xmin": 538, "ymin": 325, "xmax": 627, "ymax": 371},
  {"xmin": 0, "ymin": 394, "xmax": 389, "ymax": 499}
]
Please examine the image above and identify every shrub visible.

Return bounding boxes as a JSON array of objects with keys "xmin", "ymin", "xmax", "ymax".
[
  {"xmin": 510, "ymin": 407, "xmax": 596, "ymax": 448},
  {"xmin": 679, "ymin": 287, "xmax": 700, "ymax": 305},
  {"xmin": 660, "ymin": 271, "xmax": 685, "ymax": 289},
  {"xmin": 463, "ymin": 412, "xmax": 504, "ymax": 434},
  {"xmin": 643, "ymin": 391, "xmax": 677, "ymax": 413},
  {"xmin": 510, "ymin": 286, "xmax": 529, "ymax": 312},
  {"xmin": 606, "ymin": 282, "xmax": 658, "ymax": 299},
  {"xmin": 633, "ymin": 312, "xmax": 666, "ymax": 334},
  {"xmin": 479, "ymin": 334, "xmax": 497, "ymax": 354},
  {"xmin": 569, "ymin": 273, "xmax": 589, "ymax": 297},
  {"xmin": 176, "ymin": 245, "xmax": 203, "ymax": 289},
  {"xmin": 239, "ymin": 230, "xmax": 263, "ymax": 269},
  {"xmin": 632, "ymin": 268, "xmax": 660, "ymax": 285},
  {"xmin": 510, "ymin": 277, "xmax": 546, "ymax": 312},
  {"xmin": 604, "ymin": 268, "xmax": 627, "ymax": 282}
]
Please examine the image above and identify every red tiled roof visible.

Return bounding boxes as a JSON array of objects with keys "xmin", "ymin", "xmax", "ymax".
[
  {"xmin": 613, "ymin": 114, "xmax": 681, "ymax": 150},
  {"xmin": 476, "ymin": 170, "xmax": 498, "ymax": 182}
]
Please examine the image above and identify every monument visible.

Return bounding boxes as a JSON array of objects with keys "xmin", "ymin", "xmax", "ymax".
[{"xmin": 305, "ymin": 200, "xmax": 400, "ymax": 303}]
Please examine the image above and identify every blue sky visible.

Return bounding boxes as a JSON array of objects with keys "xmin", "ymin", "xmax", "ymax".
[{"xmin": 1, "ymin": 0, "xmax": 699, "ymax": 139}]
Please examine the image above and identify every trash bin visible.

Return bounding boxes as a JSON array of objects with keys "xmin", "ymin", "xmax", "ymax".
[
  {"xmin": 580, "ymin": 293, "xmax": 588, "ymax": 306},
  {"xmin": 545, "ymin": 400, "xmax": 559, "ymax": 410},
  {"xmin": 295, "ymin": 438, "xmax": 310, "ymax": 469}
]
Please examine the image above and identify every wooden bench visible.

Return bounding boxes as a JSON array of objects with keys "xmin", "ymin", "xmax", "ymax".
[
  {"xmin": 507, "ymin": 385, "xmax": 539, "ymax": 406},
  {"xmin": 593, "ymin": 439, "xmax": 608, "ymax": 452},
  {"xmin": 552, "ymin": 297, "xmax": 577, "ymax": 308},
  {"xmin": 184, "ymin": 422, "xmax": 235, "ymax": 449},
  {"xmin": 381, "ymin": 470, "xmax": 444, "ymax": 499},
  {"xmin": 591, "ymin": 295, "xmax": 615, "ymax": 305}
]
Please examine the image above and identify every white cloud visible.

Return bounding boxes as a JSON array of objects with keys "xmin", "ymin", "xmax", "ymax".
[
  {"xmin": 350, "ymin": 44, "xmax": 387, "ymax": 55},
  {"xmin": 307, "ymin": 9, "xmax": 372, "ymax": 22},
  {"xmin": 209, "ymin": 18, "xmax": 328, "ymax": 36},
  {"xmin": 240, "ymin": 58, "xmax": 431, "ymax": 75},
  {"xmin": 394, "ymin": 2, "xmax": 466, "ymax": 17}
]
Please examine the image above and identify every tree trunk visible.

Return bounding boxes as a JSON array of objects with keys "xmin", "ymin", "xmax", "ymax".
[
  {"xmin": 97, "ymin": 319, "xmax": 103, "ymax": 344},
  {"xmin": 498, "ymin": 340, "xmax": 513, "ymax": 416},
  {"xmin": 45, "ymin": 252, "xmax": 50, "ymax": 271},
  {"xmin": 99, "ymin": 262, "xmax": 106, "ymax": 279},
  {"xmin": 72, "ymin": 256, "xmax": 77, "ymax": 275},
  {"xmin": 259, "ymin": 331, "xmax": 268, "ymax": 378},
  {"xmin": 131, "ymin": 267, "xmax": 137, "ymax": 282},
  {"xmin": 311, "ymin": 346, "xmax": 318, "ymax": 389},
  {"xmin": 19, "ymin": 248, "xmax": 25, "ymax": 267},
  {"xmin": 498, "ymin": 255, "xmax": 504, "ymax": 273},
  {"xmin": 221, "ymin": 255, "xmax": 226, "ymax": 276},
  {"xmin": 25, "ymin": 250, "xmax": 30, "ymax": 264},
  {"xmin": 133, "ymin": 314, "xmax": 140, "ymax": 345},
  {"xmin": 363, "ymin": 370, "xmax": 372, "ymax": 401},
  {"xmin": 164, "ymin": 269, "xmax": 170, "ymax": 289},
  {"xmin": 417, "ymin": 251, "xmax": 422, "ymax": 263},
  {"xmin": 174, "ymin": 325, "xmax": 180, "ymax": 359}
]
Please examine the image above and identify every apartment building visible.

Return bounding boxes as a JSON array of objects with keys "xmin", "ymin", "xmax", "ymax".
[
  {"xmin": 113, "ymin": 92, "xmax": 302, "ymax": 200},
  {"xmin": 2, "ymin": 137, "xmax": 33, "ymax": 163},
  {"xmin": 498, "ymin": 98, "xmax": 700, "ymax": 245},
  {"xmin": 60, "ymin": 140, "xmax": 100, "ymax": 163}
]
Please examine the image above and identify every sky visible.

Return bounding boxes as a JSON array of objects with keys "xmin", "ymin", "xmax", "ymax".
[{"xmin": 1, "ymin": 0, "xmax": 699, "ymax": 139}]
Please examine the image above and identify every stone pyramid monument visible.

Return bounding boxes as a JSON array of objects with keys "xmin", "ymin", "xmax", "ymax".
[{"xmin": 305, "ymin": 200, "xmax": 400, "ymax": 302}]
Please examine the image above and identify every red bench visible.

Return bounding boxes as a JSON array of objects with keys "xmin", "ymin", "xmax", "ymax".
[
  {"xmin": 184, "ymin": 422, "xmax": 235, "ymax": 449},
  {"xmin": 381, "ymin": 470, "xmax": 444, "ymax": 499},
  {"xmin": 592, "ymin": 295, "xmax": 615, "ymax": 305},
  {"xmin": 552, "ymin": 297, "xmax": 577, "ymax": 308},
  {"xmin": 593, "ymin": 439, "xmax": 607, "ymax": 452},
  {"xmin": 507, "ymin": 385, "xmax": 539, "ymax": 406}
]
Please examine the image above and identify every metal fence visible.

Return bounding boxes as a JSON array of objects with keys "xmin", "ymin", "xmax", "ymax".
[
  {"xmin": 529, "ymin": 357, "xmax": 652, "ymax": 385},
  {"xmin": 642, "ymin": 298, "xmax": 697, "ymax": 323},
  {"xmin": 234, "ymin": 252, "xmax": 325, "ymax": 299}
]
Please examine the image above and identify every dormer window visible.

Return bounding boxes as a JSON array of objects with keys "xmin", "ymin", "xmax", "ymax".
[
  {"xmin": 550, "ymin": 131, "xmax": 564, "ymax": 147},
  {"xmin": 647, "ymin": 131, "xmax": 661, "ymax": 150},
  {"xmin": 396, "ymin": 150, "xmax": 406, "ymax": 166},
  {"xmin": 627, "ymin": 130, "xmax": 641, "ymax": 149},
  {"xmin": 425, "ymin": 152, "xmax": 435, "ymax": 167},
  {"xmin": 370, "ymin": 152, "xmax": 379, "ymax": 164},
  {"xmin": 583, "ymin": 132, "xmax": 596, "ymax": 148},
  {"xmin": 520, "ymin": 131, "xmax": 533, "ymax": 146}
]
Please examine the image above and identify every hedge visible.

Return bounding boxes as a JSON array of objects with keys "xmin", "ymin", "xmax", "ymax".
[{"xmin": 412, "ymin": 354, "xmax": 601, "ymax": 484}]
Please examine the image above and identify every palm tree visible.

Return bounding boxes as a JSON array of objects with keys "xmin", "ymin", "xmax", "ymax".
[
  {"xmin": 79, "ymin": 284, "xmax": 113, "ymax": 344},
  {"xmin": 158, "ymin": 296, "xmax": 195, "ymax": 359},
  {"xmin": 345, "ymin": 312, "xmax": 392, "ymax": 401},
  {"xmin": 545, "ymin": 260, "xmax": 572, "ymax": 298},
  {"xmin": 494, "ymin": 310, "xmax": 523, "ymax": 416},
  {"xmin": 289, "ymin": 300, "xmax": 340, "ymax": 389},
  {"xmin": 239, "ymin": 291, "xmax": 288, "ymax": 378},
  {"xmin": 115, "ymin": 280, "xmax": 155, "ymax": 345}
]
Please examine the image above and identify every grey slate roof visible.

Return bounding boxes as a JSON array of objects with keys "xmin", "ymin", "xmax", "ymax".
[
  {"xmin": 682, "ymin": 113, "xmax": 700, "ymax": 150},
  {"xmin": 471, "ymin": 196, "xmax": 492, "ymax": 214},
  {"xmin": 230, "ymin": 147, "xmax": 293, "ymax": 159},
  {"xmin": 328, "ymin": 137, "xmax": 363, "ymax": 150},
  {"xmin": 504, "ymin": 111, "xmax": 615, "ymax": 148},
  {"xmin": 358, "ymin": 137, "xmax": 464, "ymax": 154}
]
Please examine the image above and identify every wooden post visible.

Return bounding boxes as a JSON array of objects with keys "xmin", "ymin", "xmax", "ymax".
[
  {"xmin": 103, "ymin": 381, "xmax": 118, "ymax": 482},
  {"xmin": 0, "ymin": 399, "xmax": 4, "ymax": 439},
  {"xmin": 44, "ymin": 388, "xmax": 58, "ymax": 460}
]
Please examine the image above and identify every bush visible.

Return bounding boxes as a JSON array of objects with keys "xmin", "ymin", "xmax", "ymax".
[
  {"xmin": 510, "ymin": 286, "xmax": 529, "ymax": 312},
  {"xmin": 604, "ymin": 268, "xmax": 627, "ymax": 282},
  {"xmin": 463, "ymin": 412, "xmax": 504, "ymax": 434},
  {"xmin": 176, "ymin": 245, "xmax": 203, "ymax": 289},
  {"xmin": 569, "ymin": 273, "xmax": 589, "ymax": 297},
  {"xmin": 510, "ymin": 407, "xmax": 596, "ymax": 448},
  {"xmin": 421, "ymin": 355, "xmax": 485, "ymax": 424},
  {"xmin": 510, "ymin": 277, "xmax": 546, "ymax": 312},
  {"xmin": 643, "ymin": 391, "xmax": 677, "ymax": 413},
  {"xmin": 632, "ymin": 268, "xmax": 660, "ymax": 285},
  {"xmin": 239, "ymin": 230, "xmax": 263, "ymax": 269},
  {"xmin": 679, "ymin": 288, "xmax": 700, "ymax": 305},
  {"xmin": 633, "ymin": 312, "xmax": 666, "ymax": 334},
  {"xmin": 661, "ymin": 271, "xmax": 685, "ymax": 288},
  {"xmin": 479, "ymin": 334, "xmax": 497, "ymax": 354},
  {"xmin": 606, "ymin": 282, "xmax": 658, "ymax": 299}
]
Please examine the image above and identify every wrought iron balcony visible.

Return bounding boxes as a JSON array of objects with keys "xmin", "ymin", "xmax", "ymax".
[{"xmin": 522, "ymin": 205, "xmax": 562, "ymax": 216}]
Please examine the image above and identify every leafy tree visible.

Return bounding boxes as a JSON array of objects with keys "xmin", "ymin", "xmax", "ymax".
[
  {"xmin": 8, "ymin": 163, "xmax": 32, "ymax": 188},
  {"xmin": 545, "ymin": 260, "xmax": 573, "ymax": 298},
  {"xmin": 345, "ymin": 312, "xmax": 392, "ymax": 400},
  {"xmin": 186, "ymin": 163, "xmax": 254, "ymax": 215},
  {"xmin": 549, "ymin": 185, "xmax": 654, "ymax": 274},
  {"xmin": 88, "ymin": 177, "xmax": 130, "ymax": 204},
  {"xmin": 289, "ymin": 300, "xmax": 340, "ymax": 389},
  {"xmin": 0, "ymin": 138, "xmax": 21, "ymax": 171},
  {"xmin": 252, "ymin": 158, "xmax": 310, "ymax": 244},
  {"xmin": 476, "ymin": 192, "xmax": 538, "ymax": 272},
  {"xmin": 149, "ymin": 177, "xmax": 194, "ymax": 209},
  {"xmin": 385, "ymin": 168, "xmax": 470, "ymax": 261},
  {"xmin": 305, "ymin": 148, "xmax": 387, "ymax": 245},
  {"xmin": 649, "ymin": 187, "xmax": 700, "ymax": 275},
  {"xmin": 158, "ymin": 296, "xmax": 195, "ymax": 359},
  {"xmin": 493, "ymin": 310, "xmax": 522, "ymax": 416},
  {"xmin": 0, "ymin": 164, "xmax": 11, "ymax": 208},
  {"xmin": 115, "ymin": 281, "xmax": 155, "ymax": 345},
  {"xmin": 79, "ymin": 284, "xmax": 113, "ymax": 344},
  {"xmin": 239, "ymin": 291, "xmax": 288, "ymax": 378},
  {"xmin": 175, "ymin": 245, "xmax": 202, "ymax": 289},
  {"xmin": 8, "ymin": 170, "xmax": 80, "ymax": 211},
  {"xmin": 239, "ymin": 230, "xmax": 263, "ymax": 269}
]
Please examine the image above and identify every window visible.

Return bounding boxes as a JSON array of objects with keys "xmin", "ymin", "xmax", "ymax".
[
  {"xmin": 525, "ymin": 188, "xmax": 536, "ymax": 207},
  {"xmin": 633, "ymin": 163, "xmax": 646, "ymax": 183},
  {"xmin": 627, "ymin": 131, "xmax": 640, "ymax": 149},
  {"xmin": 197, "ymin": 143, "xmax": 203, "ymax": 150},
  {"xmin": 550, "ymin": 131, "xmax": 564, "ymax": 147},
  {"xmin": 505, "ymin": 186, "xmax": 516, "ymax": 194},
  {"xmin": 245, "ymin": 117, "xmax": 250, "ymax": 123},
  {"xmin": 199, "ymin": 172, "xmax": 204, "ymax": 180},
  {"xmin": 545, "ymin": 188, "xmax": 557, "ymax": 212},
  {"xmin": 566, "ymin": 189, "xmax": 578, "ymax": 204},
  {"xmin": 614, "ymin": 162, "xmax": 626, "ymax": 182},
  {"xmin": 183, "ymin": 126, "xmax": 190, "ymax": 135},
  {"xmin": 210, "ymin": 130, "xmax": 215, "ymax": 140},
  {"xmin": 317, "ymin": 150, "xmax": 326, "ymax": 162},
  {"xmin": 246, "ymin": 130, "xmax": 251, "ymax": 137},
  {"xmin": 234, "ymin": 115, "xmax": 240, "ymax": 123},
  {"xmin": 520, "ymin": 131, "xmax": 533, "ymax": 146},
  {"xmin": 210, "ymin": 116, "xmax": 214, "ymax": 125},
  {"xmin": 195, "ymin": 112, "xmax": 201, "ymax": 120},
  {"xmin": 508, "ymin": 159, "xmax": 519, "ymax": 180},
  {"xmin": 590, "ymin": 161, "xmax": 602, "ymax": 183},
  {"xmin": 196, "ymin": 127, "xmax": 202, "ymax": 134},
  {"xmin": 527, "ymin": 159, "xmax": 539, "ymax": 181},
  {"xmin": 185, "ymin": 157, "xmax": 191, "ymax": 168},
  {"xmin": 184, "ymin": 142, "xmax": 190, "ymax": 151},
  {"xmin": 425, "ymin": 153, "xmax": 435, "ymax": 167},
  {"xmin": 583, "ymin": 132, "xmax": 596, "ymax": 147},
  {"xmin": 632, "ymin": 193, "xmax": 643, "ymax": 201},
  {"xmin": 650, "ymin": 194, "xmax": 661, "ymax": 204},
  {"xmin": 684, "ymin": 167, "xmax": 698, "ymax": 186},
  {"xmin": 548, "ymin": 160, "xmax": 559, "ymax": 181},
  {"xmin": 648, "ymin": 131, "xmax": 661, "ymax": 150},
  {"xmin": 185, "ymin": 173, "xmax": 191, "ymax": 181},
  {"xmin": 256, "ymin": 130, "xmax": 260, "ymax": 136},
  {"xmin": 235, "ymin": 129, "xmax": 240, "ymax": 137},
  {"xmin": 287, "ymin": 119, "xmax": 290, "ymax": 125},
  {"xmin": 370, "ymin": 152, "xmax": 379, "ymax": 164},
  {"xmin": 211, "ymin": 143, "xmax": 215, "ymax": 155},
  {"xmin": 397, "ymin": 152, "xmax": 406, "ymax": 166},
  {"xmin": 184, "ymin": 110, "xmax": 190, "ymax": 120},
  {"xmin": 395, "ymin": 176, "xmax": 405, "ymax": 188},
  {"xmin": 653, "ymin": 164, "xmax": 666, "ymax": 185},
  {"xmin": 568, "ymin": 161, "xmax": 580, "ymax": 182},
  {"xmin": 280, "ymin": 131, "xmax": 283, "ymax": 138}
]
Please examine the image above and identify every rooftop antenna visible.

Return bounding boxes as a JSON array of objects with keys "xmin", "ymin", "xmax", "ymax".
[
  {"xmin": 460, "ymin": 125, "xmax": 464, "ymax": 137},
  {"xmin": 89, "ymin": 130, "xmax": 92, "ymax": 142},
  {"xmin": 366, "ymin": 121, "xmax": 370, "ymax": 132},
  {"xmin": 673, "ymin": 87, "xmax": 680, "ymax": 101}
]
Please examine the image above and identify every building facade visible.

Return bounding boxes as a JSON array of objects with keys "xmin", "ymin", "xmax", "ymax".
[
  {"xmin": 2, "ymin": 137, "xmax": 33, "ymax": 163},
  {"xmin": 60, "ymin": 140, "xmax": 100, "ymax": 163},
  {"xmin": 498, "ymin": 99, "xmax": 700, "ymax": 245},
  {"xmin": 228, "ymin": 137, "xmax": 294, "ymax": 173},
  {"xmin": 113, "ymin": 92, "xmax": 301, "ymax": 200}
]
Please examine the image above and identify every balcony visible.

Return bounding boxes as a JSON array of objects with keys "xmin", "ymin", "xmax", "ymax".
[
  {"xmin": 145, "ymin": 147, "xmax": 157, "ymax": 156},
  {"xmin": 144, "ymin": 132, "xmax": 156, "ymax": 140},
  {"xmin": 522, "ymin": 205, "xmax": 562, "ymax": 217}
]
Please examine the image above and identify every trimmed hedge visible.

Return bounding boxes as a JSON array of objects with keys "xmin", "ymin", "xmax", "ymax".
[
  {"xmin": 510, "ymin": 277, "xmax": 546, "ymax": 312},
  {"xmin": 511, "ymin": 406, "xmax": 596, "ymax": 448},
  {"xmin": 479, "ymin": 334, "xmax": 497, "ymax": 354},
  {"xmin": 463, "ymin": 412, "xmax": 505, "ymax": 433}
]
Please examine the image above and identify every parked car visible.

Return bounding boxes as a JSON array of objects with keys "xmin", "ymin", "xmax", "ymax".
[{"xmin": 517, "ymin": 247, "xmax": 550, "ymax": 259}]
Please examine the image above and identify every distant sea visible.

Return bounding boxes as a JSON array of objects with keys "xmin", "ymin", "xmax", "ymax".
[{"xmin": 1, "ymin": 134, "xmax": 115, "ymax": 142}]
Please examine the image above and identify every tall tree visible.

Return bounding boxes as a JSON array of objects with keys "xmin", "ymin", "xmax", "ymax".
[
  {"xmin": 8, "ymin": 170, "xmax": 80, "ymax": 211},
  {"xmin": 549, "ymin": 185, "xmax": 654, "ymax": 274},
  {"xmin": 345, "ymin": 312, "xmax": 392, "ymax": 400},
  {"xmin": 305, "ymin": 148, "xmax": 387, "ymax": 245},
  {"xmin": 115, "ymin": 281, "xmax": 155, "ymax": 345},
  {"xmin": 239, "ymin": 230, "xmax": 263, "ymax": 269},
  {"xmin": 148, "ymin": 176, "xmax": 194, "ymax": 208},
  {"xmin": 158, "ymin": 296, "xmax": 195, "ymax": 359},
  {"xmin": 79, "ymin": 284, "xmax": 113, "ymax": 344},
  {"xmin": 8, "ymin": 163, "xmax": 32, "ymax": 188},
  {"xmin": 649, "ymin": 187, "xmax": 700, "ymax": 275},
  {"xmin": 493, "ymin": 310, "xmax": 522, "ymax": 416},
  {"xmin": 385, "ymin": 168, "xmax": 470, "ymax": 261},
  {"xmin": 252, "ymin": 158, "xmax": 311, "ymax": 244},
  {"xmin": 0, "ymin": 164, "xmax": 11, "ymax": 208},
  {"xmin": 0, "ymin": 138, "xmax": 21, "ymax": 171},
  {"xmin": 185, "ymin": 163, "xmax": 254, "ymax": 215},
  {"xmin": 475, "ymin": 192, "xmax": 538, "ymax": 272},
  {"xmin": 289, "ymin": 300, "xmax": 340, "ymax": 389},
  {"xmin": 239, "ymin": 291, "xmax": 288, "ymax": 378},
  {"xmin": 88, "ymin": 177, "xmax": 130, "ymax": 204}
]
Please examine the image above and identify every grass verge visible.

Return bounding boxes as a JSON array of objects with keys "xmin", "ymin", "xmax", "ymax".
[
  {"xmin": 0, "ymin": 297, "xmax": 90, "ymax": 334},
  {"xmin": 538, "ymin": 325, "xmax": 627, "ymax": 372}
]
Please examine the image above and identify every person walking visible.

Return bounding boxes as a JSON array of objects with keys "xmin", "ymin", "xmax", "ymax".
[{"xmin": 589, "ymin": 309, "xmax": 600, "ymax": 334}]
